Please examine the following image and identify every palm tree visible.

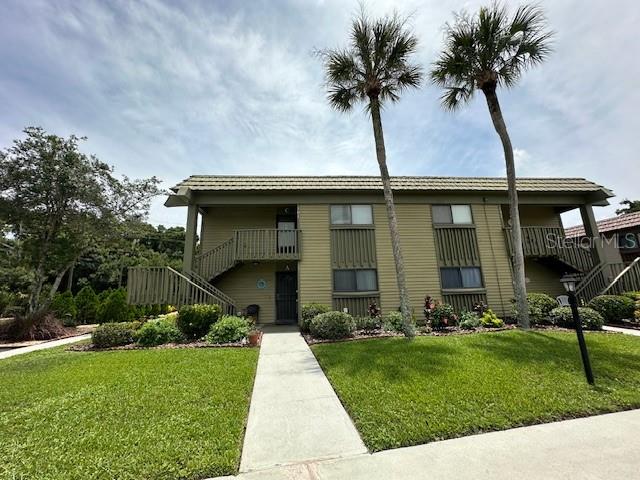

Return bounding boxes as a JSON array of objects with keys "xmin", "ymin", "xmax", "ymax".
[
  {"xmin": 431, "ymin": 3, "xmax": 553, "ymax": 329},
  {"xmin": 321, "ymin": 11, "xmax": 422, "ymax": 337}
]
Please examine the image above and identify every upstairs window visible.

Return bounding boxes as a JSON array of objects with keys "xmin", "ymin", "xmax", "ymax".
[
  {"xmin": 440, "ymin": 267, "xmax": 483, "ymax": 289},
  {"xmin": 334, "ymin": 269, "xmax": 378, "ymax": 292},
  {"xmin": 433, "ymin": 205, "xmax": 473, "ymax": 225},
  {"xmin": 331, "ymin": 205, "xmax": 373, "ymax": 225}
]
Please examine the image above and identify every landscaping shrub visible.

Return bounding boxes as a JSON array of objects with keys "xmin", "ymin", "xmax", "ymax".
[
  {"xmin": 97, "ymin": 289, "xmax": 130, "ymax": 323},
  {"xmin": 205, "ymin": 315, "xmax": 251, "ymax": 344},
  {"xmin": 0, "ymin": 290, "xmax": 16, "ymax": 316},
  {"xmin": 310, "ymin": 311, "xmax": 355, "ymax": 340},
  {"xmin": 300, "ymin": 303, "xmax": 330, "ymax": 333},
  {"xmin": 526, "ymin": 293, "xmax": 558, "ymax": 325},
  {"xmin": 383, "ymin": 311, "xmax": 405, "ymax": 333},
  {"xmin": 431, "ymin": 303, "xmax": 457, "ymax": 328},
  {"xmin": 550, "ymin": 306, "xmax": 604, "ymax": 330},
  {"xmin": 50, "ymin": 291, "xmax": 78, "ymax": 326},
  {"xmin": 92, "ymin": 322, "xmax": 140, "ymax": 348},
  {"xmin": 480, "ymin": 309, "xmax": 504, "ymax": 328},
  {"xmin": 136, "ymin": 318, "xmax": 184, "ymax": 347},
  {"xmin": 354, "ymin": 315, "xmax": 382, "ymax": 331},
  {"xmin": 177, "ymin": 304, "xmax": 222, "ymax": 339},
  {"xmin": 75, "ymin": 286, "xmax": 99, "ymax": 324},
  {"xmin": 588, "ymin": 295, "xmax": 635, "ymax": 323},
  {"xmin": 459, "ymin": 311, "xmax": 480, "ymax": 330},
  {"xmin": 621, "ymin": 291, "xmax": 640, "ymax": 301}
]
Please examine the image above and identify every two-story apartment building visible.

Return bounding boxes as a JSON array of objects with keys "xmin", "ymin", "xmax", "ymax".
[{"xmin": 127, "ymin": 175, "xmax": 625, "ymax": 325}]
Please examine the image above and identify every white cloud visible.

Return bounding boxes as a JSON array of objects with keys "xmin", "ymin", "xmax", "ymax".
[{"xmin": 1, "ymin": 0, "xmax": 638, "ymax": 228}]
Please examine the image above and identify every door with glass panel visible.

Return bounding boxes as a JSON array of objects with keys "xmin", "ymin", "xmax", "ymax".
[{"xmin": 276, "ymin": 215, "xmax": 296, "ymax": 254}]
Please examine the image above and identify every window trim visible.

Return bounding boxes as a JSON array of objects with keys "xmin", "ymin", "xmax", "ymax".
[
  {"xmin": 330, "ymin": 204, "xmax": 374, "ymax": 227},
  {"xmin": 432, "ymin": 204, "xmax": 474, "ymax": 226}
]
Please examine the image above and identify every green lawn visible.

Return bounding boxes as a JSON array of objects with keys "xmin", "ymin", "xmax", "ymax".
[
  {"xmin": 0, "ymin": 346, "xmax": 258, "ymax": 480},
  {"xmin": 312, "ymin": 331, "xmax": 640, "ymax": 451}
]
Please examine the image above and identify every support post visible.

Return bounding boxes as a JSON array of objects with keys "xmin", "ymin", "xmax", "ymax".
[
  {"xmin": 183, "ymin": 203, "xmax": 198, "ymax": 274},
  {"xmin": 580, "ymin": 204, "xmax": 605, "ymax": 267}
]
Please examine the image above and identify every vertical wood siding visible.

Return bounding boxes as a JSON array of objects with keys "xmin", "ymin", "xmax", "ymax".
[
  {"xmin": 434, "ymin": 227, "xmax": 481, "ymax": 266},
  {"xmin": 330, "ymin": 229, "xmax": 377, "ymax": 268},
  {"xmin": 298, "ymin": 204, "xmax": 332, "ymax": 308},
  {"xmin": 473, "ymin": 204, "xmax": 515, "ymax": 316}
]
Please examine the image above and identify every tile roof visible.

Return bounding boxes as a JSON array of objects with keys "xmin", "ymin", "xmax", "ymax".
[
  {"xmin": 565, "ymin": 211, "xmax": 640, "ymax": 237},
  {"xmin": 172, "ymin": 175, "xmax": 613, "ymax": 195}
]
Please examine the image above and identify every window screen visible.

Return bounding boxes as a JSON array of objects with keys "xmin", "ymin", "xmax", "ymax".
[
  {"xmin": 440, "ymin": 267, "xmax": 483, "ymax": 289},
  {"xmin": 334, "ymin": 269, "xmax": 378, "ymax": 292},
  {"xmin": 356, "ymin": 269, "xmax": 377, "ymax": 291},
  {"xmin": 351, "ymin": 205, "xmax": 373, "ymax": 225},
  {"xmin": 330, "ymin": 205, "xmax": 351, "ymax": 225},
  {"xmin": 451, "ymin": 205, "xmax": 472, "ymax": 224},
  {"xmin": 432, "ymin": 205, "xmax": 453, "ymax": 224}
]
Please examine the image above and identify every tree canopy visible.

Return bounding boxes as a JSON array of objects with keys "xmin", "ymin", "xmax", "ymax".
[
  {"xmin": 616, "ymin": 199, "xmax": 640, "ymax": 216},
  {"xmin": 0, "ymin": 127, "xmax": 161, "ymax": 312}
]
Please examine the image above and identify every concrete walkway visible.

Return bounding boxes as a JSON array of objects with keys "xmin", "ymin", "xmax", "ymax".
[
  {"xmin": 0, "ymin": 334, "xmax": 91, "ymax": 360},
  {"xmin": 603, "ymin": 325, "xmax": 640, "ymax": 336},
  {"xmin": 239, "ymin": 326, "xmax": 367, "ymax": 472},
  {"xmin": 216, "ymin": 409, "xmax": 640, "ymax": 479}
]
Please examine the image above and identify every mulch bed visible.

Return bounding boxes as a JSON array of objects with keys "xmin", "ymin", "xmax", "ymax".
[
  {"xmin": 303, "ymin": 324, "xmax": 616, "ymax": 345},
  {"xmin": 67, "ymin": 333, "xmax": 263, "ymax": 352}
]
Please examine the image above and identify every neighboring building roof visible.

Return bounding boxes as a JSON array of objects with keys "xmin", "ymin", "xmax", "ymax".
[
  {"xmin": 565, "ymin": 211, "xmax": 640, "ymax": 237},
  {"xmin": 171, "ymin": 175, "xmax": 613, "ymax": 195}
]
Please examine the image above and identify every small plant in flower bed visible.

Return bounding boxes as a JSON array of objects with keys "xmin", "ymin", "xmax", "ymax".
[
  {"xmin": 480, "ymin": 309, "xmax": 504, "ymax": 328},
  {"xmin": 92, "ymin": 322, "xmax": 141, "ymax": 348},
  {"xmin": 310, "ymin": 311, "xmax": 355, "ymax": 340},
  {"xmin": 421, "ymin": 296, "xmax": 436, "ymax": 326},
  {"xmin": 588, "ymin": 295, "xmax": 635, "ymax": 323},
  {"xmin": 430, "ymin": 303, "xmax": 457, "ymax": 329},
  {"xmin": 550, "ymin": 306, "xmax": 603, "ymax": 330},
  {"xmin": 205, "ymin": 315, "xmax": 252, "ymax": 344},
  {"xmin": 136, "ymin": 315, "xmax": 184, "ymax": 347},
  {"xmin": 300, "ymin": 303, "xmax": 330, "ymax": 333},
  {"xmin": 177, "ymin": 304, "xmax": 222, "ymax": 339},
  {"xmin": 383, "ymin": 311, "xmax": 406, "ymax": 333},
  {"xmin": 355, "ymin": 315, "xmax": 383, "ymax": 331},
  {"xmin": 459, "ymin": 311, "xmax": 481, "ymax": 330},
  {"xmin": 368, "ymin": 301, "xmax": 381, "ymax": 319}
]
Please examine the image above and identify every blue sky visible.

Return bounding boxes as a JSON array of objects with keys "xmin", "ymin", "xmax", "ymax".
[{"xmin": 1, "ymin": 0, "xmax": 638, "ymax": 228}]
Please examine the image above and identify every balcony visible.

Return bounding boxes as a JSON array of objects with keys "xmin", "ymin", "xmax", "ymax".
[
  {"xmin": 195, "ymin": 228, "xmax": 300, "ymax": 281},
  {"xmin": 504, "ymin": 226, "xmax": 594, "ymax": 272}
]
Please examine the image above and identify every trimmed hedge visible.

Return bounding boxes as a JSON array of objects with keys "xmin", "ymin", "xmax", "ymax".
[
  {"xmin": 92, "ymin": 322, "xmax": 140, "ymax": 348},
  {"xmin": 527, "ymin": 293, "xmax": 558, "ymax": 325},
  {"xmin": 550, "ymin": 306, "xmax": 604, "ymax": 330},
  {"xmin": 300, "ymin": 303, "xmax": 330, "ymax": 333},
  {"xmin": 136, "ymin": 317, "xmax": 184, "ymax": 347},
  {"xmin": 588, "ymin": 295, "xmax": 635, "ymax": 323},
  {"xmin": 354, "ymin": 316, "xmax": 383, "ymax": 331},
  {"xmin": 205, "ymin": 315, "xmax": 251, "ymax": 344},
  {"xmin": 310, "ymin": 311, "xmax": 355, "ymax": 340},
  {"xmin": 176, "ymin": 304, "xmax": 222, "ymax": 339}
]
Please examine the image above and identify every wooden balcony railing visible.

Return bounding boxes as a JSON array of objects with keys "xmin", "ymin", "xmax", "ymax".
[
  {"xmin": 234, "ymin": 229, "xmax": 300, "ymax": 261},
  {"xmin": 504, "ymin": 226, "xmax": 594, "ymax": 272}
]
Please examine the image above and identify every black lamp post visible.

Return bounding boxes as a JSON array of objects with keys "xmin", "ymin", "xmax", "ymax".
[{"xmin": 560, "ymin": 274, "xmax": 595, "ymax": 385}]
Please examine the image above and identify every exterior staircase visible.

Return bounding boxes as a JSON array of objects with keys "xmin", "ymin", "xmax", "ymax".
[
  {"xmin": 127, "ymin": 228, "xmax": 300, "ymax": 311},
  {"xmin": 576, "ymin": 257, "xmax": 640, "ymax": 303},
  {"xmin": 127, "ymin": 266, "xmax": 236, "ymax": 314}
]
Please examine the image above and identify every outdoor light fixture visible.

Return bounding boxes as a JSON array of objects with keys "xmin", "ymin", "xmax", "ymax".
[{"xmin": 560, "ymin": 273, "xmax": 595, "ymax": 385}]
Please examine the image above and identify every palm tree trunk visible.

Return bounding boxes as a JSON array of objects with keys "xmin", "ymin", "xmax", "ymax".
[
  {"xmin": 369, "ymin": 96, "xmax": 415, "ymax": 338},
  {"xmin": 482, "ymin": 87, "xmax": 529, "ymax": 329}
]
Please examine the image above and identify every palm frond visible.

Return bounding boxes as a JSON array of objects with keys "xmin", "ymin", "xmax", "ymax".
[
  {"xmin": 431, "ymin": 1, "xmax": 553, "ymax": 101},
  {"xmin": 440, "ymin": 86, "xmax": 475, "ymax": 111},
  {"xmin": 327, "ymin": 85, "xmax": 360, "ymax": 112}
]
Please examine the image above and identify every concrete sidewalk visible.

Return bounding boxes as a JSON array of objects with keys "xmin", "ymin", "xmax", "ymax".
[
  {"xmin": 218, "ymin": 409, "xmax": 640, "ymax": 479},
  {"xmin": 239, "ymin": 326, "xmax": 367, "ymax": 472},
  {"xmin": 0, "ymin": 334, "xmax": 91, "ymax": 360},
  {"xmin": 603, "ymin": 325, "xmax": 640, "ymax": 336}
]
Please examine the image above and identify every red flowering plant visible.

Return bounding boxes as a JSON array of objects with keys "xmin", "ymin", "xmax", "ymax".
[{"xmin": 368, "ymin": 301, "xmax": 381, "ymax": 318}]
